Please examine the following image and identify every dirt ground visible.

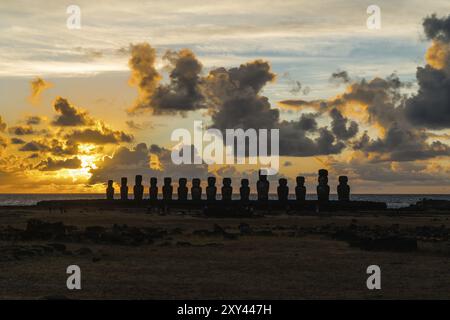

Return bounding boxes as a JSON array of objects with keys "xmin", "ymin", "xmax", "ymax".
[{"xmin": 0, "ymin": 206, "xmax": 449, "ymax": 299}]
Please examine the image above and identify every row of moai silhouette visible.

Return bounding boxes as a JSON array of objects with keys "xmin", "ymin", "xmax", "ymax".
[{"xmin": 106, "ymin": 169, "xmax": 350, "ymax": 202}]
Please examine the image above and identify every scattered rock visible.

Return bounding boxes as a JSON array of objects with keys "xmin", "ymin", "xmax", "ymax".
[
  {"xmin": 239, "ymin": 223, "xmax": 252, "ymax": 235},
  {"xmin": 75, "ymin": 247, "xmax": 92, "ymax": 255},
  {"xmin": 47, "ymin": 243, "xmax": 66, "ymax": 252}
]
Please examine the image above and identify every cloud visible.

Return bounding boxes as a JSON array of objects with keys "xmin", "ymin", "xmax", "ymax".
[
  {"xmin": 278, "ymin": 120, "xmax": 345, "ymax": 156},
  {"xmin": 125, "ymin": 43, "xmax": 365, "ymax": 157},
  {"xmin": 8, "ymin": 125, "xmax": 34, "ymax": 135},
  {"xmin": 297, "ymin": 113, "xmax": 318, "ymax": 131},
  {"xmin": 17, "ymin": 138, "xmax": 79, "ymax": 156},
  {"xmin": 0, "ymin": 136, "xmax": 7, "ymax": 149},
  {"xmin": 403, "ymin": 15, "xmax": 450, "ymax": 129},
  {"xmin": 73, "ymin": 47, "xmax": 104, "ymax": 60},
  {"xmin": 330, "ymin": 70, "xmax": 351, "ymax": 84},
  {"xmin": 423, "ymin": 14, "xmax": 450, "ymax": 42},
  {"xmin": 29, "ymin": 77, "xmax": 52, "ymax": 105},
  {"xmin": 329, "ymin": 108, "xmax": 358, "ymax": 140},
  {"xmin": 125, "ymin": 120, "xmax": 154, "ymax": 130},
  {"xmin": 208, "ymin": 60, "xmax": 278, "ymax": 130},
  {"xmin": 151, "ymin": 49, "xmax": 205, "ymax": 114},
  {"xmin": 19, "ymin": 141, "xmax": 50, "ymax": 152},
  {"xmin": 36, "ymin": 157, "xmax": 82, "ymax": 171},
  {"xmin": 11, "ymin": 138, "xmax": 25, "ymax": 145},
  {"xmin": 331, "ymin": 156, "xmax": 450, "ymax": 186},
  {"xmin": 65, "ymin": 126, "xmax": 133, "ymax": 145},
  {"xmin": 0, "ymin": 116, "xmax": 6, "ymax": 132},
  {"xmin": 26, "ymin": 116, "xmax": 43, "ymax": 125},
  {"xmin": 353, "ymin": 123, "xmax": 450, "ymax": 161},
  {"xmin": 127, "ymin": 43, "xmax": 161, "ymax": 113},
  {"xmin": 283, "ymin": 161, "xmax": 292, "ymax": 167},
  {"xmin": 89, "ymin": 143, "xmax": 208, "ymax": 184},
  {"xmin": 404, "ymin": 64, "xmax": 450, "ymax": 128},
  {"xmin": 128, "ymin": 44, "xmax": 205, "ymax": 114},
  {"xmin": 204, "ymin": 60, "xmax": 351, "ymax": 156},
  {"xmin": 52, "ymin": 97, "xmax": 93, "ymax": 127}
]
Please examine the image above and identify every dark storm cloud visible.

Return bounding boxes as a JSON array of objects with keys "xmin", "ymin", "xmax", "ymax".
[
  {"xmin": 297, "ymin": 113, "xmax": 318, "ymax": 131},
  {"xmin": 354, "ymin": 123, "xmax": 450, "ymax": 161},
  {"xmin": 278, "ymin": 120, "xmax": 345, "ymax": 157},
  {"xmin": 52, "ymin": 97, "xmax": 93, "ymax": 127},
  {"xmin": 403, "ymin": 15, "xmax": 450, "ymax": 129},
  {"xmin": 281, "ymin": 74, "xmax": 406, "ymax": 128},
  {"xmin": 423, "ymin": 14, "xmax": 450, "ymax": 42},
  {"xmin": 404, "ymin": 65, "xmax": 450, "ymax": 129},
  {"xmin": 329, "ymin": 108, "xmax": 358, "ymax": 140},
  {"xmin": 205, "ymin": 60, "xmax": 347, "ymax": 156},
  {"xmin": 36, "ymin": 157, "xmax": 82, "ymax": 171},
  {"xmin": 150, "ymin": 49, "xmax": 205, "ymax": 114},
  {"xmin": 207, "ymin": 60, "xmax": 278, "ymax": 130},
  {"xmin": 128, "ymin": 44, "xmax": 205, "ymax": 114}
]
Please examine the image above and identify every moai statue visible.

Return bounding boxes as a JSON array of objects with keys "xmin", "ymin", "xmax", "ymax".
[
  {"xmin": 191, "ymin": 178, "xmax": 202, "ymax": 201},
  {"xmin": 162, "ymin": 177, "xmax": 173, "ymax": 201},
  {"xmin": 133, "ymin": 175, "xmax": 144, "ymax": 201},
  {"xmin": 316, "ymin": 169, "xmax": 330, "ymax": 203},
  {"xmin": 221, "ymin": 178, "xmax": 232, "ymax": 201},
  {"xmin": 337, "ymin": 175, "xmax": 350, "ymax": 201},
  {"xmin": 106, "ymin": 180, "xmax": 114, "ymax": 200},
  {"xmin": 256, "ymin": 170, "xmax": 269, "ymax": 201},
  {"xmin": 149, "ymin": 177, "xmax": 158, "ymax": 200},
  {"xmin": 277, "ymin": 178, "xmax": 289, "ymax": 202},
  {"xmin": 178, "ymin": 178, "xmax": 188, "ymax": 201},
  {"xmin": 240, "ymin": 179, "xmax": 250, "ymax": 202},
  {"xmin": 120, "ymin": 177, "xmax": 128, "ymax": 200},
  {"xmin": 295, "ymin": 176, "xmax": 306, "ymax": 202},
  {"xmin": 206, "ymin": 176, "xmax": 217, "ymax": 201}
]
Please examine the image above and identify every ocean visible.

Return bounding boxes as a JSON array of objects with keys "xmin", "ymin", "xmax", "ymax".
[{"xmin": 1, "ymin": 193, "xmax": 450, "ymax": 208}]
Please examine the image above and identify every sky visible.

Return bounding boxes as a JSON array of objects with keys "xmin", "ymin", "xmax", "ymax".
[{"xmin": 0, "ymin": 0, "xmax": 450, "ymax": 194}]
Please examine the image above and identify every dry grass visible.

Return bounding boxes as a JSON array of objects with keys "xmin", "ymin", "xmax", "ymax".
[{"xmin": 0, "ymin": 207, "xmax": 449, "ymax": 299}]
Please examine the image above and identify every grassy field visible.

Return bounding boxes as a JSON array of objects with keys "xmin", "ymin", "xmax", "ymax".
[{"xmin": 0, "ymin": 207, "xmax": 449, "ymax": 299}]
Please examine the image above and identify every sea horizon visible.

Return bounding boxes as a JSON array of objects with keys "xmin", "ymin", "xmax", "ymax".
[{"xmin": 1, "ymin": 193, "xmax": 450, "ymax": 208}]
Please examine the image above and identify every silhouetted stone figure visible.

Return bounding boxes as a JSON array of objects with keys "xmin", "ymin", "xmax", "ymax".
[
  {"xmin": 106, "ymin": 180, "xmax": 114, "ymax": 200},
  {"xmin": 317, "ymin": 169, "xmax": 330, "ymax": 203},
  {"xmin": 162, "ymin": 177, "xmax": 173, "ymax": 201},
  {"xmin": 206, "ymin": 177, "xmax": 217, "ymax": 201},
  {"xmin": 149, "ymin": 177, "xmax": 158, "ymax": 201},
  {"xmin": 240, "ymin": 179, "xmax": 250, "ymax": 202},
  {"xmin": 221, "ymin": 178, "xmax": 232, "ymax": 201},
  {"xmin": 133, "ymin": 175, "xmax": 144, "ymax": 201},
  {"xmin": 277, "ymin": 178, "xmax": 289, "ymax": 202},
  {"xmin": 178, "ymin": 178, "xmax": 188, "ymax": 201},
  {"xmin": 257, "ymin": 170, "xmax": 269, "ymax": 201},
  {"xmin": 295, "ymin": 176, "xmax": 306, "ymax": 202},
  {"xmin": 337, "ymin": 175, "xmax": 350, "ymax": 201},
  {"xmin": 120, "ymin": 177, "xmax": 128, "ymax": 200},
  {"xmin": 191, "ymin": 178, "xmax": 202, "ymax": 201}
]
